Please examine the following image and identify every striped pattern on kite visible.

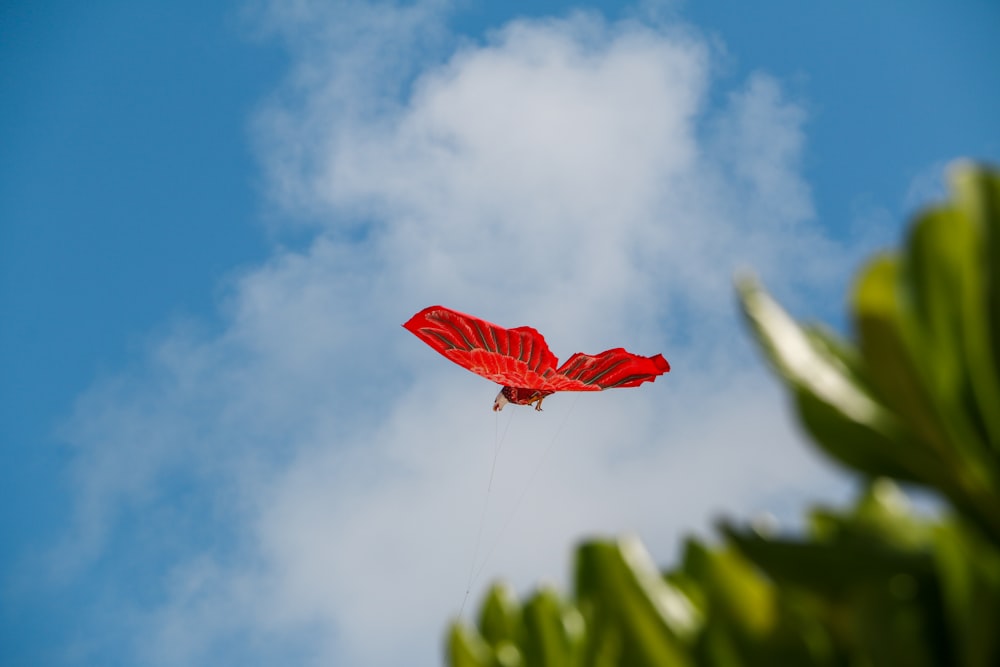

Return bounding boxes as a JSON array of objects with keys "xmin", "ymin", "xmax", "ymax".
[{"xmin": 403, "ymin": 306, "xmax": 669, "ymax": 409}]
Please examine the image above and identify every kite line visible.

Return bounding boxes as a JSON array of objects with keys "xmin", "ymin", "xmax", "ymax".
[
  {"xmin": 459, "ymin": 407, "xmax": 516, "ymax": 619},
  {"xmin": 459, "ymin": 394, "xmax": 581, "ymax": 619}
]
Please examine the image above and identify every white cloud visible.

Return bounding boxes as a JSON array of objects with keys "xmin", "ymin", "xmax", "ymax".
[{"xmin": 56, "ymin": 3, "xmax": 871, "ymax": 665}]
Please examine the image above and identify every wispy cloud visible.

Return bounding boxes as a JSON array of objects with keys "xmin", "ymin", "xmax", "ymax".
[{"xmin": 54, "ymin": 3, "xmax": 875, "ymax": 665}]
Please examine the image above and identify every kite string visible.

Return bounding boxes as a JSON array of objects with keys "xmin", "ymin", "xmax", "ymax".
[
  {"xmin": 459, "ymin": 406, "xmax": 516, "ymax": 619},
  {"xmin": 468, "ymin": 393, "xmax": 580, "ymax": 592}
]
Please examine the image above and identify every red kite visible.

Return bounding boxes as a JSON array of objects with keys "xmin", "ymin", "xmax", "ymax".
[{"xmin": 403, "ymin": 306, "xmax": 670, "ymax": 411}]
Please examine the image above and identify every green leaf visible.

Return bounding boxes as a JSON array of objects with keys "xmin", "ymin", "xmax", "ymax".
[
  {"xmin": 849, "ymin": 166, "xmax": 1000, "ymax": 545},
  {"xmin": 447, "ymin": 623, "xmax": 494, "ymax": 667},
  {"xmin": 721, "ymin": 483, "xmax": 935, "ymax": 598},
  {"xmin": 575, "ymin": 537, "xmax": 698, "ymax": 667},
  {"xmin": 737, "ymin": 276, "xmax": 941, "ymax": 483},
  {"xmin": 793, "ymin": 387, "xmax": 928, "ymax": 483},
  {"xmin": 722, "ymin": 482, "xmax": 949, "ymax": 667},
  {"xmin": 949, "ymin": 163, "xmax": 1000, "ymax": 452},
  {"xmin": 849, "ymin": 479, "xmax": 930, "ymax": 549},
  {"xmin": 479, "ymin": 582, "xmax": 523, "ymax": 648},
  {"xmin": 521, "ymin": 587, "xmax": 584, "ymax": 667},
  {"xmin": 494, "ymin": 641, "xmax": 524, "ymax": 667},
  {"xmin": 902, "ymin": 204, "xmax": 996, "ymax": 476},
  {"xmin": 681, "ymin": 539, "xmax": 775, "ymax": 637},
  {"xmin": 934, "ymin": 519, "xmax": 1000, "ymax": 667},
  {"xmin": 905, "ymin": 209, "xmax": 967, "ymax": 401},
  {"xmin": 852, "ymin": 255, "xmax": 955, "ymax": 457}
]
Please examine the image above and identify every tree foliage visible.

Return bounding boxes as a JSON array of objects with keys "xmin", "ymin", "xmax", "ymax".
[{"xmin": 445, "ymin": 164, "xmax": 1000, "ymax": 667}]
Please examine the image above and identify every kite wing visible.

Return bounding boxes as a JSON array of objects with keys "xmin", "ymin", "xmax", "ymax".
[
  {"xmin": 550, "ymin": 349, "xmax": 670, "ymax": 392},
  {"xmin": 404, "ymin": 306, "xmax": 671, "ymax": 393},
  {"xmin": 403, "ymin": 305, "xmax": 567, "ymax": 390}
]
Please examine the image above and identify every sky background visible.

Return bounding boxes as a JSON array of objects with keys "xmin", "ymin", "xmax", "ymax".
[{"xmin": 2, "ymin": 0, "xmax": 998, "ymax": 665}]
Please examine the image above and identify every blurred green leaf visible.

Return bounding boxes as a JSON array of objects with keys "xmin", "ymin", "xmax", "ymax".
[
  {"xmin": 934, "ymin": 519, "xmax": 1000, "ymax": 667},
  {"xmin": 480, "ymin": 582, "xmax": 523, "ymax": 648},
  {"xmin": 722, "ymin": 482, "xmax": 933, "ymax": 595},
  {"xmin": 682, "ymin": 540, "xmax": 774, "ymax": 638},
  {"xmin": 494, "ymin": 641, "xmax": 524, "ymax": 667},
  {"xmin": 853, "ymin": 255, "xmax": 955, "ymax": 455},
  {"xmin": 448, "ymin": 623, "xmax": 493, "ymax": 667},
  {"xmin": 951, "ymin": 164, "xmax": 1000, "ymax": 451},
  {"xmin": 905, "ymin": 208, "xmax": 971, "ymax": 420},
  {"xmin": 576, "ymin": 537, "xmax": 697, "ymax": 667},
  {"xmin": 849, "ymin": 167, "xmax": 1000, "ymax": 545},
  {"xmin": 521, "ymin": 587, "xmax": 584, "ymax": 667},
  {"xmin": 737, "ymin": 277, "xmax": 939, "ymax": 483},
  {"xmin": 724, "ymin": 483, "xmax": 949, "ymax": 667}
]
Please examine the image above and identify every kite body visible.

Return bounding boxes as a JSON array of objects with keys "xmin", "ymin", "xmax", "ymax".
[{"xmin": 403, "ymin": 306, "xmax": 670, "ymax": 411}]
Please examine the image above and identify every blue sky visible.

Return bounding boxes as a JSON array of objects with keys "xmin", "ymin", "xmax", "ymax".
[{"xmin": 1, "ymin": 1, "xmax": 998, "ymax": 665}]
